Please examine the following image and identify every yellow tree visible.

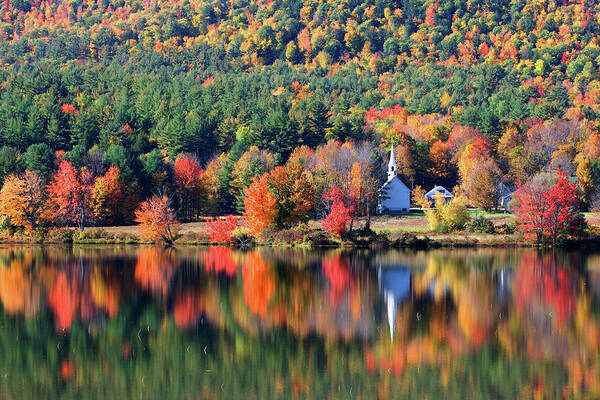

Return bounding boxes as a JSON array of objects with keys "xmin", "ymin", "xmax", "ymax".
[
  {"xmin": 576, "ymin": 158, "xmax": 596, "ymax": 204},
  {"xmin": 0, "ymin": 171, "xmax": 45, "ymax": 233},
  {"xmin": 92, "ymin": 165, "xmax": 124, "ymax": 224}
]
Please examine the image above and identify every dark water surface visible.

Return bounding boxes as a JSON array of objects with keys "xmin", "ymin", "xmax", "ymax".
[{"xmin": 0, "ymin": 245, "xmax": 599, "ymax": 399}]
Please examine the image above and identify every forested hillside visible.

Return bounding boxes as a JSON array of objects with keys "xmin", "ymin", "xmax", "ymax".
[{"xmin": 0, "ymin": 0, "xmax": 599, "ymax": 226}]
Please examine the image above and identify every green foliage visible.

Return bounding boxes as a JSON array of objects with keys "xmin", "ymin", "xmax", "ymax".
[
  {"xmin": 0, "ymin": 146, "xmax": 21, "ymax": 184},
  {"xmin": 0, "ymin": 0, "xmax": 597, "ymax": 221},
  {"xmin": 466, "ymin": 216, "xmax": 496, "ymax": 234},
  {"xmin": 22, "ymin": 143, "xmax": 54, "ymax": 177}
]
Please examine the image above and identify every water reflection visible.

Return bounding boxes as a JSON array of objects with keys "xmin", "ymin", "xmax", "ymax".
[{"xmin": 0, "ymin": 246, "xmax": 598, "ymax": 398}]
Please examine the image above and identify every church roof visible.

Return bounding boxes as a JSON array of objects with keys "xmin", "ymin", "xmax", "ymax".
[
  {"xmin": 381, "ymin": 174, "xmax": 410, "ymax": 190},
  {"xmin": 425, "ymin": 185, "xmax": 453, "ymax": 198}
]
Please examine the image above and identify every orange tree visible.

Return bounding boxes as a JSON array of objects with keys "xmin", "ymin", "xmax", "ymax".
[
  {"xmin": 0, "ymin": 170, "xmax": 46, "ymax": 233},
  {"xmin": 243, "ymin": 163, "xmax": 314, "ymax": 237},
  {"xmin": 134, "ymin": 195, "xmax": 180, "ymax": 245},
  {"xmin": 266, "ymin": 163, "xmax": 314, "ymax": 229},
  {"xmin": 243, "ymin": 174, "xmax": 277, "ymax": 237}
]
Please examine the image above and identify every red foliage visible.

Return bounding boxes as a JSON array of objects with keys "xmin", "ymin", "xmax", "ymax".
[
  {"xmin": 61, "ymin": 359, "xmax": 73, "ymax": 381},
  {"xmin": 322, "ymin": 254, "xmax": 353, "ymax": 304},
  {"xmin": 173, "ymin": 291, "xmax": 204, "ymax": 328},
  {"xmin": 322, "ymin": 186, "xmax": 355, "ymax": 237},
  {"xmin": 173, "ymin": 154, "xmax": 205, "ymax": 189},
  {"xmin": 47, "ymin": 160, "xmax": 94, "ymax": 230},
  {"xmin": 322, "ymin": 201, "xmax": 354, "ymax": 237},
  {"xmin": 123, "ymin": 123, "xmax": 133, "ymax": 135},
  {"xmin": 203, "ymin": 215, "xmax": 238, "ymax": 243},
  {"xmin": 202, "ymin": 247, "xmax": 238, "ymax": 276},
  {"xmin": 513, "ymin": 169, "xmax": 581, "ymax": 243},
  {"xmin": 173, "ymin": 154, "xmax": 207, "ymax": 220},
  {"xmin": 47, "ymin": 272, "xmax": 79, "ymax": 332},
  {"xmin": 514, "ymin": 252, "xmax": 575, "ymax": 326},
  {"xmin": 61, "ymin": 103, "xmax": 78, "ymax": 115}
]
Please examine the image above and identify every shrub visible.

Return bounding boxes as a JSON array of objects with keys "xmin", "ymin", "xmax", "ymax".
[
  {"xmin": 231, "ymin": 227, "xmax": 255, "ymax": 247},
  {"xmin": 495, "ymin": 222, "xmax": 517, "ymax": 235},
  {"xmin": 466, "ymin": 216, "xmax": 495, "ymax": 233},
  {"xmin": 203, "ymin": 215, "xmax": 239, "ymax": 243},
  {"xmin": 425, "ymin": 195, "xmax": 471, "ymax": 233},
  {"xmin": 304, "ymin": 231, "xmax": 333, "ymax": 247},
  {"xmin": 0, "ymin": 215, "xmax": 13, "ymax": 234},
  {"xmin": 274, "ymin": 228, "xmax": 304, "ymax": 243},
  {"xmin": 45, "ymin": 228, "xmax": 74, "ymax": 243}
]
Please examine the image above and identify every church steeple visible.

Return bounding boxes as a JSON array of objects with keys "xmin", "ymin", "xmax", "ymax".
[{"xmin": 387, "ymin": 144, "xmax": 397, "ymax": 180}]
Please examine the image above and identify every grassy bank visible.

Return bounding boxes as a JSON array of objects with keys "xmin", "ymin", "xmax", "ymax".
[{"xmin": 2, "ymin": 213, "xmax": 599, "ymax": 249}]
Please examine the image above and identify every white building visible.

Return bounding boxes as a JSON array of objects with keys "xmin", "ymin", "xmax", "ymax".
[
  {"xmin": 425, "ymin": 185, "xmax": 453, "ymax": 205},
  {"xmin": 378, "ymin": 144, "xmax": 411, "ymax": 213},
  {"xmin": 378, "ymin": 266, "xmax": 411, "ymax": 342}
]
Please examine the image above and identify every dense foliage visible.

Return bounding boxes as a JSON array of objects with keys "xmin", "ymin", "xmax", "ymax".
[{"xmin": 0, "ymin": 0, "xmax": 599, "ymax": 230}]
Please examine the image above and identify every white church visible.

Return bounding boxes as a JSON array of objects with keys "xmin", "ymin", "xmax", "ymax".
[{"xmin": 378, "ymin": 144, "xmax": 411, "ymax": 213}]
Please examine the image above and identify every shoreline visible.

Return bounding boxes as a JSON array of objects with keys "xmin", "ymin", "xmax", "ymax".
[{"xmin": 0, "ymin": 228, "xmax": 597, "ymax": 250}]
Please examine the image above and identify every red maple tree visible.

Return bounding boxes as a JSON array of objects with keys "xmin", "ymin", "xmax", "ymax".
[
  {"xmin": 513, "ymin": 169, "xmax": 581, "ymax": 243},
  {"xmin": 173, "ymin": 154, "xmax": 208, "ymax": 221},
  {"xmin": 322, "ymin": 186, "xmax": 355, "ymax": 237},
  {"xmin": 47, "ymin": 160, "xmax": 94, "ymax": 230}
]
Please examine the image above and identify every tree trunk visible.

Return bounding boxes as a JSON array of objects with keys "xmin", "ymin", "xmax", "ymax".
[
  {"xmin": 79, "ymin": 207, "xmax": 85, "ymax": 231},
  {"xmin": 363, "ymin": 200, "xmax": 371, "ymax": 232}
]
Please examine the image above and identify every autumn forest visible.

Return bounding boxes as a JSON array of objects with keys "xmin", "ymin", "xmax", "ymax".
[{"xmin": 0, "ymin": 0, "xmax": 598, "ymax": 243}]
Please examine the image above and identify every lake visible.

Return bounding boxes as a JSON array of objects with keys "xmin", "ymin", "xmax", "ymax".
[{"xmin": 0, "ymin": 245, "xmax": 599, "ymax": 399}]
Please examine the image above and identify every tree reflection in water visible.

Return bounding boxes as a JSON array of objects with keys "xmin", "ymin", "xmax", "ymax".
[{"xmin": 0, "ymin": 246, "xmax": 598, "ymax": 398}]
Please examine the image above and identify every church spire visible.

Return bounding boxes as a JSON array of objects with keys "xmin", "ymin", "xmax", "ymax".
[{"xmin": 388, "ymin": 144, "xmax": 397, "ymax": 180}]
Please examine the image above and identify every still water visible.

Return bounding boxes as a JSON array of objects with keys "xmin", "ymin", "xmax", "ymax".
[{"xmin": 0, "ymin": 245, "xmax": 599, "ymax": 399}]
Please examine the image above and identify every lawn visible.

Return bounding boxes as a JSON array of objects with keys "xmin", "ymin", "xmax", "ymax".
[{"xmin": 80, "ymin": 212, "xmax": 600, "ymax": 239}]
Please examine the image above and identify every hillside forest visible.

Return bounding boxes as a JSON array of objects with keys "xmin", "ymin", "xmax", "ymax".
[{"xmin": 0, "ymin": 0, "xmax": 599, "ymax": 229}]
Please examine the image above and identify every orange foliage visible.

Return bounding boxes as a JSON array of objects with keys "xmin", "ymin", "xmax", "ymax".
[
  {"xmin": 243, "ymin": 174, "xmax": 277, "ymax": 236},
  {"xmin": 134, "ymin": 248, "xmax": 176, "ymax": 295},
  {"xmin": 0, "ymin": 170, "xmax": 45, "ymax": 233},
  {"xmin": 47, "ymin": 272, "xmax": 79, "ymax": 331},
  {"xmin": 242, "ymin": 252, "xmax": 275, "ymax": 317},
  {"xmin": 134, "ymin": 195, "xmax": 179, "ymax": 244}
]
